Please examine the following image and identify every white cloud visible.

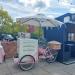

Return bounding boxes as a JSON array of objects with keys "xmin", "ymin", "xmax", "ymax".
[
  {"xmin": 1, "ymin": 0, "xmax": 75, "ymax": 21},
  {"xmin": 19, "ymin": 0, "xmax": 50, "ymax": 8},
  {"xmin": 19, "ymin": 0, "xmax": 37, "ymax": 7},
  {"xmin": 41, "ymin": 0, "xmax": 50, "ymax": 7},
  {"xmin": 70, "ymin": 8, "xmax": 75, "ymax": 13}
]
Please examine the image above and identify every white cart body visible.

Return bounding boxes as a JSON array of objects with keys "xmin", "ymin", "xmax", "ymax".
[{"xmin": 17, "ymin": 38, "xmax": 38, "ymax": 62}]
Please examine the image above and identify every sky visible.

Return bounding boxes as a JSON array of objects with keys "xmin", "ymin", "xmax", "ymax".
[{"xmin": 0, "ymin": 0, "xmax": 75, "ymax": 21}]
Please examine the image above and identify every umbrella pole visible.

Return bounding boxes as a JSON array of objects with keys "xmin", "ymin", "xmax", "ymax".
[
  {"xmin": 39, "ymin": 20, "xmax": 42, "ymax": 39},
  {"xmin": 39, "ymin": 20, "xmax": 44, "ymax": 39}
]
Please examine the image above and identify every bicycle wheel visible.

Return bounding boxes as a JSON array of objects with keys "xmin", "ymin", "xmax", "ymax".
[
  {"xmin": 19, "ymin": 55, "xmax": 35, "ymax": 71},
  {"xmin": 46, "ymin": 50, "xmax": 58, "ymax": 63}
]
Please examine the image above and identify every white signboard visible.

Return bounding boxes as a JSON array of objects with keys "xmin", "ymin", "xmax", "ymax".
[{"xmin": 17, "ymin": 38, "xmax": 38, "ymax": 61}]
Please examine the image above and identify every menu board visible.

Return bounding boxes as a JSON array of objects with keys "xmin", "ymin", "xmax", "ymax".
[{"xmin": 17, "ymin": 38, "xmax": 38, "ymax": 61}]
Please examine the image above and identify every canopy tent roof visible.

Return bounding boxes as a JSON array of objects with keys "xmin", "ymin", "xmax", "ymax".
[{"xmin": 17, "ymin": 14, "xmax": 63, "ymax": 27}]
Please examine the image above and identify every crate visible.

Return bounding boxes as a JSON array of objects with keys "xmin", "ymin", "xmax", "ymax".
[{"xmin": 1, "ymin": 41, "xmax": 17, "ymax": 58}]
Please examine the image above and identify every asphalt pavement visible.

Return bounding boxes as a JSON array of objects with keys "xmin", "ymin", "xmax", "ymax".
[{"xmin": 0, "ymin": 59, "xmax": 75, "ymax": 75}]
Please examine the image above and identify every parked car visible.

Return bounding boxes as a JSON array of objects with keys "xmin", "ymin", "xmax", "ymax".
[
  {"xmin": 0, "ymin": 34, "xmax": 17, "ymax": 41},
  {"xmin": 0, "ymin": 34, "xmax": 5, "ymax": 40}
]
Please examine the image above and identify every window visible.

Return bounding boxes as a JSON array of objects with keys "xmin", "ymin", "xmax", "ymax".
[
  {"xmin": 72, "ymin": 14, "xmax": 75, "ymax": 21},
  {"xmin": 64, "ymin": 16, "xmax": 70, "ymax": 23},
  {"xmin": 68, "ymin": 33, "xmax": 75, "ymax": 41}
]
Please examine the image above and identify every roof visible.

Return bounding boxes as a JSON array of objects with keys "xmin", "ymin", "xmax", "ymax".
[{"xmin": 17, "ymin": 14, "xmax": 63, "ymax": 27}]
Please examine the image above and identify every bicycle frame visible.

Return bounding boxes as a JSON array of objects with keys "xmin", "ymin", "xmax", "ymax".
[{"xmin": 38, "ymin": 46, "xmax": 59, "ymax": 59}]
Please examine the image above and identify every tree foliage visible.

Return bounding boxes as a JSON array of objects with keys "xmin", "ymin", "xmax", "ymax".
[
  {"xmin": 13, "ymin": 22, "xmax": 21, "ymax": 33},
  {"xmin": 0, "ymin": 7, "xmax": 13, "ymax": 33}
]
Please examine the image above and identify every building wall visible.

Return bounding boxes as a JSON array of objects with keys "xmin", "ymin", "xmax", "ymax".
[
  {"xmin": 43, "ymin": 24, "xmax": 66, "ymax": 43},
  {"xmin": 56, "ymin": 13, "xmax": 71, "ymax": 22}
]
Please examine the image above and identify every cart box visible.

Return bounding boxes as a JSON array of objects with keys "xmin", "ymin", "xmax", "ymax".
[{"xmin": 17, "ymin": 38, "xmax": 38, "ymax": 62}]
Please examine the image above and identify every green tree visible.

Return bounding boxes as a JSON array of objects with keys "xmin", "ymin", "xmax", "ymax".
[
  {"xmin": 0, "ymin": 7, "xmax": 13, "ymax": 33},
  {"xmin": 13, "ymin": 22, "xmax": 20, "ymax": 34}
]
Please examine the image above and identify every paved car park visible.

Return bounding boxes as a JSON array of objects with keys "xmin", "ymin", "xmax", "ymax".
[{"xmin": 0, "ymin": 59, "xmax": 75, "ymax": 75}]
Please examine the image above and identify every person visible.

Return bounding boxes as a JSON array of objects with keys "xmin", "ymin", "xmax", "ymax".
[{"xmin": 0, "ymin": 41, "xmax": 5, "ymax": 63}]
